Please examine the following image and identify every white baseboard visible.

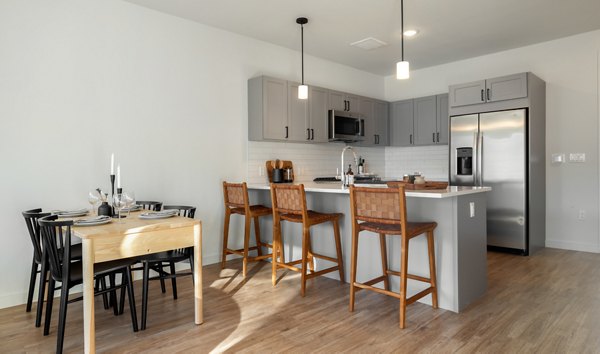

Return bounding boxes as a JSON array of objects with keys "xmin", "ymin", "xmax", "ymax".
[{"xmin": 546, "ymin": 239, "xmax": 600, "ymax": 253}]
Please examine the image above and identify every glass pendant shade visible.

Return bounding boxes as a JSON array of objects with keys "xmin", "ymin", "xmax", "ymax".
[
  {"xmin": 298, "ymin": 84, "xmax": 308, "ymax": 99},
  {"xmin": 396, "ymin": 61, "xmax": 410, "ymax": 80}
]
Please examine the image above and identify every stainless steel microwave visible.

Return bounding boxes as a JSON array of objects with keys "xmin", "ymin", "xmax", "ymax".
[{"xmin": 328, "ymin": 110, "xmax": 364, "ymax": 142}]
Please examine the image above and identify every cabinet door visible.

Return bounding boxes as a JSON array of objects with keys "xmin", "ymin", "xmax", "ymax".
[
  {"xmin": 358, "ymin": 98, "xmax": 375, "ymax": 146},
  {"xmin": 436, "ymin": 94, "xmax": 449, "ymax": 144},
  {"xmin": 449, "ymin": 80, "xmax": 486, "ymax": 107},
  {"xmin": 390, "ymin": 100, "xmax": 414, "ymax": 146},
  {"xmin": 288, "ymin": 82, "xmax": 309, "ymax": 142},
  {"xmin": 486, "ymin": 73, "xmax": 527, "ymax": 102},
  {"xmin": 413, "ymin": 95, "xmax": 437, "ymax": 146},
  {"xmin": 263, "ymin": 77, "xmax": 288, "ymax": 140},
  {"xmin": 374, "ymin": 101, "xmax": 390, "ymax": 146},
  {"xmin": 346, "ymin": 94, "xmax": 360, "ymax": 112},
  {"xmin": 309, "ymin": 86, "xmax": 329, "ymax": 143},
  {"xmin": 328, "ymin": 90, "xmax": 346, "ymax": 111}
]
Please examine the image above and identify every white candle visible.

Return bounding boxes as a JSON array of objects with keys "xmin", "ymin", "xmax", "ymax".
[
  {"xmin": 111, "ymin": 153, "xmax": 115, "ymax": 175},
  {"xmin": 117, "ymin": 164, "xmax": 121, "ymax": 188}
]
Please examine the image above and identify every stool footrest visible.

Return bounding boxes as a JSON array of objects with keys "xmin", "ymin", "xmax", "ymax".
[
  {"xmin": 386, "ymin": 270, "xmax": 431, "ymax": 283},
  {"xmin": 310, "ymin": 252, "xmax": 338, "ymax": 263},
  {"xmin": 226, "ymin": 246, "xmax": 260, "ymax": 256},
  {"xmin": 406, "ymin": 287, "xmax": 435, "ymax": 305},
  {"xmin": 305, "ymin": 266, "xmax": 339, "ymax": 279},
  {"xmin": 353, "ymin": 282, "xmax": 401, "ymax": 299},
  {"xmin": 247, "ymin": 254, "xmax": 272, "ymax": 262}
]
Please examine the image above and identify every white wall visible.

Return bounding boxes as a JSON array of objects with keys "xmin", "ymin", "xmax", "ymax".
[
  {"xmin": 0, "ymin": 0, "xmax": 383, "ymax": 308},
  {"xmin": 385, "ymin": 30, "xmax": 600, "ymax": 253}
]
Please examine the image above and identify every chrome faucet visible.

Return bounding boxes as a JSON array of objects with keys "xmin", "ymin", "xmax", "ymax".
[{"xmin": 341, "ymin": 145, "xmax": 358, "ymax": 187}]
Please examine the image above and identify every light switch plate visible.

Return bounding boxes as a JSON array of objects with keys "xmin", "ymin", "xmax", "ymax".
[
  {"xmin": 551, "ymin": 153, "xmax": 565, "ymax": 164},
  {"xmin": 569, "ymin": 153, "xmax": 586, "ymax": 163},
  {"xmin": 469, "ymin": 202, "xmax": 475, "ymax": 218}
]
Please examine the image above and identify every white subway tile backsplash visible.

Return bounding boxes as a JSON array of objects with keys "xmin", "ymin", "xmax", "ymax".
[
  {"xmin": 385, "ymin": 145, "xmax": 449, "ymax": 181},
  {"xmin": 247, "ymin": 142, "xmax": 449, "ymax": 184},
  {"xmin": 247, "ymin": 141, "xmax": 385, "ymax": 184}
]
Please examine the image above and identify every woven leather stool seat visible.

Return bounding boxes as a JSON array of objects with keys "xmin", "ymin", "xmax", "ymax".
[
  {"xmin": 270, "ymin": 183, "xmax": 345, "ymax": 297},
  {"xmin": 349, "ymin": 185, "xmax": 438, "ymax": 329},
  {"xmin": 222, "ymin": 182, "xmax": 274, "ymax": 277}
]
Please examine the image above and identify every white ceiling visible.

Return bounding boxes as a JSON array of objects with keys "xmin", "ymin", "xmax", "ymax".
[{"xmin": 125, "ymin": 0, "xmax": 600, "ymax": 76}]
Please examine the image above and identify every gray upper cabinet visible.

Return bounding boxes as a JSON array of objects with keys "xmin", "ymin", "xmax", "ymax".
[
  {"xmin": 374, "ymin": 101, "xmax": 389, "ymax": 146},
  {"xmin": 390, "ymin": 99, "xmax": 414, "ymax": 146},
  {"xmin": 358, "ymin": 97, "xmax": 375, "ymax": 146},
  {"xmin": 309, "ymin": 86, "xmax": 329, "ymax": 143},
  {"xmin": 249, "ymin": 76, "xmax": 288, "ymax": 141},
  {"xmin": 390, "ymin": 94, "xmax": 448, "ymax": 147},
  {"xmin": 288, "ymin": 82, "xmax": 310, "ymax": 142},
  {"xmin": 437, "ymin": 94, "xmax": 449, "ymax": 144},
  {"xmin": 449, "ymin": 80, "xmax": 486, "ymax": 107},
  {"xmin": 485, "ymin": 73, "xmax": 527, "ymax": 102},
  {"xmin": 329, "ymin": 90, "xmax": 360, "ymax": 112},
  {"xmin": 449, "ymin": 73, "xmax": 528, "ymax": 107},
  {"xmin": 413, "ymin": 95, "xmax": 437, "ymax": 145}
]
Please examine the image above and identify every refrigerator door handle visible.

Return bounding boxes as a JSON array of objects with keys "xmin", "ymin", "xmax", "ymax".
[
  {"xmin": 478, "ymin": 132, "xmax": 484, "ymax": 186},
  {"xmin": 472, "ymin": 132, "xmax": 479, "ymax": 186}
]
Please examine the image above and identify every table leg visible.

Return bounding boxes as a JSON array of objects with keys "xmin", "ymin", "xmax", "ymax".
[
  {"xmin": 82, "ymin": 239, "xmax": 96, "ymax": 353},
  {"xmin": 194, "ymin": 223, "xmax": 203, "ymax": 324}
]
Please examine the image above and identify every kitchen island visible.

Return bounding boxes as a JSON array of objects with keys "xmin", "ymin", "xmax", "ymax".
[{"xmin": 247, "ymin": 183, "xmax": 491, "ymax": 313}]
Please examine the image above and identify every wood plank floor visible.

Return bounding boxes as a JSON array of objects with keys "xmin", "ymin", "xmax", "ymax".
[{"xmin": 2, "ymin": 248, "xmax": 600, "ymax": 353}]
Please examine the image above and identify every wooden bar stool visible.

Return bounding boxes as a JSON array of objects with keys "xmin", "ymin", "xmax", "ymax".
[
  {"xmin": 348, "ymin": 185, "xmax": 438, "ymax": 328},
  {"xmin": 270, "ymin": 183, "xmax": 345, "ymax": 297},
  {"xmin": 222, "ymin": 182, "xmax": 274, "ymax": 277}
]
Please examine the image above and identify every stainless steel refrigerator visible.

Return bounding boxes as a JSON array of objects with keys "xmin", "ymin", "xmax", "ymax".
[{"xmin": 450, "ymin": 109, "xmax": 540, "ymax": 254}]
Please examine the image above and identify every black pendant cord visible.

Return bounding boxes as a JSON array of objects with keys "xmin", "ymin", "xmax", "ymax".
[
  {"xmin": 401, "ymin": 0, "xmax": 404, "ymax": 62},
  {"xmin": 301, "ymin": 23, "xmax": 304, "ymax": 85}
]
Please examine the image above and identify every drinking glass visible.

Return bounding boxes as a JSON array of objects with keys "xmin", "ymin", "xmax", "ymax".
[
  {"xmin": 113, "ymin": 193, "xmax": 127, "ymax": 222},
  {"xmin": 88, "ymin": 191, "xmax": 101, "ymax": 215},
  {"xmin": 123, "ymin": 191, "xmax": 136, "ymax": 216}
]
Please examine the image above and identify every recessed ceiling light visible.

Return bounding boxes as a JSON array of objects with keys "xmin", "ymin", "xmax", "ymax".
[{"xmin": 403, "ymin": 29, "xmax": 419, "ymax": 37}]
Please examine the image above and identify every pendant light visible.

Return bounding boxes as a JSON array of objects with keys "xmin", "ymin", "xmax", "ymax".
[
  {"xmin": 297, "ymin": 17, "xmax": 309, "ymax": 99},
  {"xmin": 396, "ymin": 0, "xmax": 410, "ymax": 80}
]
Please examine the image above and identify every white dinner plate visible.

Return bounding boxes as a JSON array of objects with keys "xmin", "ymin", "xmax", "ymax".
[
  {"xmin": 138, "ymin": 210, "xmax": 178, "ymax": 220},
  {"xmin": 74, "ymin": 216, "xmax": 112, "ymax": 226}
]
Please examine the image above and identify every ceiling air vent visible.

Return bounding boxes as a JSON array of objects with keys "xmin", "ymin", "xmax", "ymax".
[{"xmin": 350, "ymin": 37, "xmax": 388, "ymax": 50}]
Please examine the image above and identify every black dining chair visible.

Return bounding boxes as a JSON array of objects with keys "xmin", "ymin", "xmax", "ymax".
[
  {"xmin": 136, "ymin": 200, "xmax": 163, "ymax": 211},
  {"xmin": 139, "ymin": 205, "xmax": 196, "ymax": 330},
  {"xmin": 38, "ymin": 215, "xmax": 139, "ymax": 354},
  {"xmin": 22, "ymin": 209, "xmax": 85, "ymax": 327}
]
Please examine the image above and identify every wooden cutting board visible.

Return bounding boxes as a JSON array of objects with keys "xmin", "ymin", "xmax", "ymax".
[
  {"xmin": 386, "ymin": 181, "xmax": 449, "ymax": 190},
  {"xmin": 265, "ymin": 160, "xmax": 294, "ymax": 183}
]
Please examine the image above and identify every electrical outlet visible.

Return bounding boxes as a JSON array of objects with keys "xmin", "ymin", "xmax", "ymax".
[
  {"xmin": 551, "ymin": 153, "xmax": 565, "ymax": 164},
  {"xmin": 578, "ymin": 209, "xmax": 586, "ymax": 220},
  {"xmin": 569, "ymin": 153, "xmax": 586, "ymax": 163},
  {"xmin": 469, "ymin": 202, "xmax": 475, "ymax": 218}
]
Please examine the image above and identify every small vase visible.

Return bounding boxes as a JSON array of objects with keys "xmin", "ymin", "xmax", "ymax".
[{"xmin": 98, "ymin": 201, "xmax": 113, "ymax": 217}]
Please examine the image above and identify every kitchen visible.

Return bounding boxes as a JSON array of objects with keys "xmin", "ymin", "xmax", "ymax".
[{"xmin": 1, "ymin": 0, "xmax": 600, "ymax": 352}]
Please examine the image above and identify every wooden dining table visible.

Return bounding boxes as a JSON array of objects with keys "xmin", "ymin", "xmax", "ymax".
[{"xmin": 71, "ymin": 210, "xmax": 203, "ymax": 354}]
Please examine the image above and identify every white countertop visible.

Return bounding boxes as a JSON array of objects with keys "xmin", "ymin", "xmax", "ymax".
[{"xmin": 247, "ymin": 182, "xmax": 491, "ymax": 199}]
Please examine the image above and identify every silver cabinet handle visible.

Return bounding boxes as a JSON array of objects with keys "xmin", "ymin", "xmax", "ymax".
[
  {"xmin": 285, "ymin": 126, "xmax": 289, "ymax": 139},
  {"xmin": 311, "ymin": 129, "xmax": 314, "ymax": 140},
  {"xmin": 486, "ymin": 88, "xmax": 491, "ymax": 101},
  {"xmin": 436, "ymin": 132, "xmax": 440, "ymax": 142},
  {"xmin": 307, "ymin": 128, "xmax": 310, "ymax": 140},
  {"xmin": 481, "ymin": 89, "xmax": 484, "ymax": 101}
]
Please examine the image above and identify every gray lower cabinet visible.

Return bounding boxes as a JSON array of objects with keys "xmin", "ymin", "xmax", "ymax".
[
  {"xmin": 390, "ymin": 99, "xmax": 414, "ymax": 146},
  {"xmin": 390, "ymin": 94, "xmax": 448, "ymax": 147},
  {"xmin": 449, "ymin": 72, "xmax": 527, "ymax": 107}
]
